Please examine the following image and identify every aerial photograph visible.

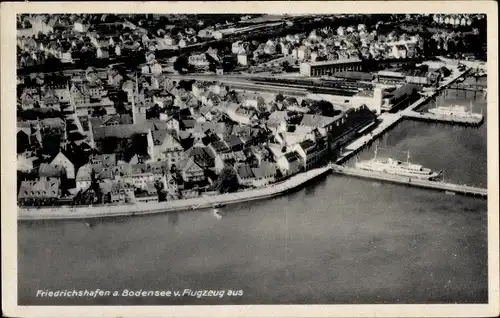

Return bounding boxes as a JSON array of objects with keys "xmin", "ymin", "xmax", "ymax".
[{"xmin": 15, "ymin": 13, "xmax": 488, "ymax": 306}]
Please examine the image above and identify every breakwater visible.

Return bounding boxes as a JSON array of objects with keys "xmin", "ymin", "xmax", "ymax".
[{"xmin": 18, "ymin": 166, "xmax": 332, "ymax": 221}]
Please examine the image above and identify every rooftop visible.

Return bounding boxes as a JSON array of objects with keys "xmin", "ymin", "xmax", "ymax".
[
  {"xmin": 300, "ymin": 114, "xmax": 342, "ymax": 128},
  {"xmin": 304, "ymin": 58, "xmax": 362, "ymax": 67},
  {"xmin": 18, "ymin": 178, "xmax": 61, "ymax": 199},
  {"xmin": 93, "ymin": 124, "xmax": 150, "ymax": 140}
]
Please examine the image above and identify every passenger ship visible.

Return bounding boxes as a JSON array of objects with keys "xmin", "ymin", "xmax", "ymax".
[
  {"xmin": 428, "ymin": 101, "xmax": 483, "ymax": 119},
  {"xmin": 355, "ymin": 146, "xmax": 442, "ymax": 180}
]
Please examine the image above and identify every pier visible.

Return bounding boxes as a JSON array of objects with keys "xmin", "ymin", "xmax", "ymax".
[
  {"xmin": 403, "ymin": 110, "xmax": 484, "ymax": 126},
  {"xmin": 330, "ymin": 164, "xmax": 487, "ymax": 198}
]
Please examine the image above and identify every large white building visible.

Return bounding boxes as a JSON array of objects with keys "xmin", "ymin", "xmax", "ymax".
[{"xmin": 299, "ymin": 58, "xmax": 362, "ymax": 77}]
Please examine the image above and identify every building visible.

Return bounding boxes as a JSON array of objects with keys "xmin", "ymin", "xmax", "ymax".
[
  {"xmin": 97, "ymin": 47, "xmax": 110, "ymax": 59},
  {"xmin": 74, "ymin": 20, "xmax": 89, "ymax": 33},
  {"xmin": 177, "ymin": 157, "xmax": 205, "ymax": 183},
  {"xmin": 75, "ymin": 164, "xmax": 92, "ymax": 192},
  {"xmin": 375, "ymin": 70, "xmax": 407, "ymax": 84},
  {"xmin": 237, "ymin": 48, "xmax": 250, "ymax": 66},
  {"xmin": 106, "ymin": 180, "xmax": 135, "ymax": 203},
  {"xmin": 90, "ymin": 124, "xmax": 155, "ymax": 162},
  {"xmin": 152, "ymin": 130, "xmax": 184, "ymax": 166},
  {"xmin": 250, "ymin": 161, "xmax": 277, "ymax": 187},
  {"xmin": 405, "ymin": 69, "xmax": 430, "ymax": 86},
  {"xmin": 392, "ymin": 45, "xmax": 407, "ymax": 59},
  {"xmin": 297, "ymin": 46, "xmax": 311, "ymax": 61},
  {"xmin": 18, "ymin": 177, "xmax": 61, "ymax": 205},
  {"xmin": 381, "ymin": 83, "xmax": 419, "ymax": 112},
  {"xmin": 294, "ymin": 139, "xmax": 328, "ymax": 170},
  {"xmin": 300, "ymin": 114, "xmax": 341, "ymax": 134},
  {"xmin": 208, "ymin": 140, "xmax": 234, "ymax": 173},
  {"xmin": 188, "ymin": 53, "xmax": 210, "ymax": 69},
  {"xmin": 50, "ymin": 151, "xmax": 75, "ymax": 179},
  {"xmin": 38, "ymin": 163, "xmax": 66, "ymax": 179},
  {"xmin": 300, "ymin": 58, "xmax": 362, "ymax": 77},
  {"xmin": 276, "ymin": 151, "xmax": 303, "ymax": 176},
  {"xmin": 236, "ymin": 164, "xmax": 255, "ymax": 187}
]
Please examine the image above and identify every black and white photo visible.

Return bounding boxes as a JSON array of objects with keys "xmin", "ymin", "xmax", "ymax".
[{"xmin": 1, "ymin": 1, "xmax": 498, "ymax": 317}]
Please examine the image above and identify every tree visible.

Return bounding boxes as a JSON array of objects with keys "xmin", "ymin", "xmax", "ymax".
[
  {"xmin": 90, "ymin": 168, "xmax": 101, "ymax": 204},
  {"xmin": 92, "ymin": 106, "xmax": 107, "ymax": 117},
  {"xmin": 275, "ymin": 169, "xmax": 284, "ymax": 180},
  {"xmin": 215, "ymin": 165, "xmax": 239, "ymax": 194},
  {"xmin": 146, "ymin": 104, "xmax": 161, "ymax": 119},
  {"xmin": 314, "ymin": 100, "xmax": 339, "ymax": 117},
  {"xmin": 275, "ymin": 93, "xmax": 285, "ymax": 103},
  {"xmin": 173, "ymin": 55, "xmax": 189, "ymax": 73},
  {"xmin": 154, "ymin": 179, "xmax": 167, "ymax": 202}
]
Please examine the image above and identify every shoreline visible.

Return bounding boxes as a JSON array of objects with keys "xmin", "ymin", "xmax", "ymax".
[{"xmin": 18, "ymin": 166, "xmax": 332, "ymax": 221}]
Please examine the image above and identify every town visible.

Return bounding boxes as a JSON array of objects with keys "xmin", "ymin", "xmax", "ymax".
[{"xmin": 16, "ymin": 13, "xmax": 487, "ymax": 213}]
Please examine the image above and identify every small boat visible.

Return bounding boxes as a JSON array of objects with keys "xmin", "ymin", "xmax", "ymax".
[
  {"xmin": 445, "ymin": 191, "xmax": 456, "ymax": 196},
  {"xmin": 428, "ymin": 101, "xmax": 483, "ymax": 120},
  {"xmin": 212, "ymin": 207, "xmax": 225, "ymax": 220}
]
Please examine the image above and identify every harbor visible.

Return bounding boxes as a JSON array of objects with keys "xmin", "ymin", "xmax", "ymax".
[{"xmin": 336, "ymin": 66, "xmax": 480, "ymax": 164}]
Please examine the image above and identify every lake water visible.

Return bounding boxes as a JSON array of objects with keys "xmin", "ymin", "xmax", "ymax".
[{"xmin": 17, "ymin": 77, "xmax": 489, "ymax": 305}]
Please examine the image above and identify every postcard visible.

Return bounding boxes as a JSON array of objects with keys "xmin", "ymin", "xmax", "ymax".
[{"xmin": 1, "ymin": 1, "xmax": 498, "ymax": 317}]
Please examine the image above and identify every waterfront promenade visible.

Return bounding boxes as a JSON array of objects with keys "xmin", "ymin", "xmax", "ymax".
[
  {"xmin": 330, "ymin": 164, "xmax": 487, "ymax": 198},
  {"xmin": 18, "ymin": 166, "xmax": 332, "ymax": 221}
]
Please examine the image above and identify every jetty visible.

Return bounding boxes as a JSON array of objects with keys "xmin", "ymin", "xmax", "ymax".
[
  {"xmin": 18, "ymin": 166, "xmax": 332, "ymax": 221},
  {"xmin": 330, "ymin": 164, "xmax": 487, "ymax": 198},
  {"xmin": 403, "ymin": 110, "xmax": 484, "ymax": 126}
]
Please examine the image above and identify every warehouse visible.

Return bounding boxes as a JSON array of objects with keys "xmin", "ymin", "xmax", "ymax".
[
  {"xmin": 331, "ymin": 71, "xmax": 374, "ymax": 82},
  {"xmin": 381, "ymin": 83, "xmax": 419, "ymax": 112},
  {"xmin": 404, "ymin": 69, "xmax": 430, "ymax": 85},
  {"xmin": 300, "ymin": 58, "xmax": 362, "ymax": 77}
]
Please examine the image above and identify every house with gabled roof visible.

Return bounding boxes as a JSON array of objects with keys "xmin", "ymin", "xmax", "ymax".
[
  {"xmin": 38, "ymin": 163, "xmax": 66, "ymax": 179},
  {"xmin": 152, "ymin": 129, "xmax": 184, "ymax": 166},
  {"xmin": 294, "ymin": 138, "xmax": 327, "ymax": 170},
  {"xmin": 50, "ymin": 151, "xmax": 75, "ymax": 179},
  {"xmin": 90, "ymin": 123, "xmax": 155, "ymax": 162},
  {"xmin": 75, "ymin": 164, "xmax": 93, "ymax": 192},
  {"xmin": 185, "ymin": 145, "xmax": 216, "ymax": 171},
  {"xmin": 69, "ymin": 84, "xmax": 90, "ymax": 105},
  {"xmin": 236, "ymin": 163, "xmax": 255, "ymax": 187},
  {"xmin": 207, "ymin": 140, "xmax": 235, "ymax": 173},
  {"xmin": 271, "ymin": 143, "xmax": 302, "ymax": 176},
  {"xmin": 18, "ymin": 177, "xmax": 61, "ymax": 205},
  {"xmin": 177, "ymin": 157, "xmax": 205, "ymax": 183},
  {"xmin": 251, "ymin": 161, "xmax": 277, "ymax": 187},
  {"xmin": 300, "ymin": 114, "xmax": 341, "ymax": 134},
  {"xmin": 224, "ymin": 134, "xmax": 244, "ymax": 152},
  {"xmin": 91, "ymin": 153, "xmax": 117, "ymax": 167}
]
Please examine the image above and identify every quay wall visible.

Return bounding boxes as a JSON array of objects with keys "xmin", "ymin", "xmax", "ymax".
[{"xmin": 18, "ymin": 167, "xmax": 332, "ymax": 221}]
